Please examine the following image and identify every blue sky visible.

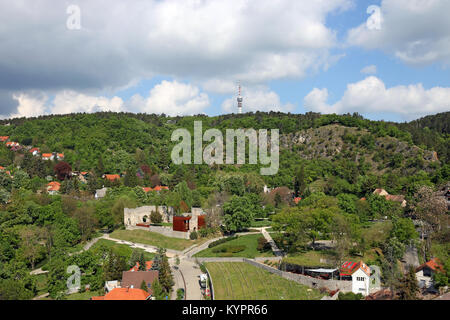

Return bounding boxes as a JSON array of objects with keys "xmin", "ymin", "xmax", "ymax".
[{"xmin": 0, "ymin": 0, "xmax": 449, "ymax": 122}]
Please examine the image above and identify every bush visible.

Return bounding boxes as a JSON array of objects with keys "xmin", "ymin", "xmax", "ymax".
[
  {"xmin": 257, "ymin": 236, "xmax": 271, "ymax": 252},
  {"xmin": 208, "ymin": 236, "xmax": 238, "ymax": 248},
  {"xmin": 338, "ymin": 292, "xmax": 364, "ymax": 300},
  {"xmin": 190, "ymin": 231, "xmax": 198, "ymax": 240},
  {"xmin": 150, "ymin": 210, "xmax": 163, "ymax": 224},
  {"xmin": 212, "ymin": 245, "xmax": 246, "ymax": 254}
]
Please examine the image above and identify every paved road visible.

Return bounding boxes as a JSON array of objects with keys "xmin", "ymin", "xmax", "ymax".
[{"xmin": 176, "ymin": 257, "xmax": 204, "ymax": 300}]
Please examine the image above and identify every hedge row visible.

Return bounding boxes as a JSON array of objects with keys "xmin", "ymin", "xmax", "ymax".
[{"xmin": 208, "ymin": 236, "xmax": 238, "ymax": 248}]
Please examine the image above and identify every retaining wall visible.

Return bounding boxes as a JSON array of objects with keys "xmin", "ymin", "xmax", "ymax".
[{"xmin": 127, "ymin": 225, "xmax": 190, "ymax": 240}]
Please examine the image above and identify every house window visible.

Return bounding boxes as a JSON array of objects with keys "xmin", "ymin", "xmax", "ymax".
[{"xmin": 356, "ymin": 277, "xmax": 365, "ymax": 282}]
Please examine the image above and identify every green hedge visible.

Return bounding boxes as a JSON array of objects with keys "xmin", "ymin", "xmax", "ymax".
[{"xmin": 208, "ymin": 236, "xmax": 238, "ymax": 248}]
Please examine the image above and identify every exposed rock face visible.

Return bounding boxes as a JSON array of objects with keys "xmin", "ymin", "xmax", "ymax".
[{"xmin": 280, "ymin": 132, "xmax": 311, "ymax": 149}]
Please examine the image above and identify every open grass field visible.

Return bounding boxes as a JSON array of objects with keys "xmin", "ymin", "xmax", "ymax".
[
  {"xmin": 66, "ymin": 290, "xmax": 104, "ymax": 300},
  {"xmin": 205, "ymin": 262, "xmax": 324, "ymax": 300},
  {"xmin": 90, "ymin": 239, "xmax": 156, "ymax": 261},
  {"xmin": 109, "ymin": 229, "xmax": 207, "ymax": 251},
  {"xmin": 283, "ymin": 249, "xmax": 377, "ymax": 268},
  {"xmin": 194, "ymin": 234, "xmax": 275, "ymax": 258}
]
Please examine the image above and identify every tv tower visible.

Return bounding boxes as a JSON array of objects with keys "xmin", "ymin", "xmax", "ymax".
[{"xmin": 237, "ymin": 82, "xmax": 243, "ymax": 114}]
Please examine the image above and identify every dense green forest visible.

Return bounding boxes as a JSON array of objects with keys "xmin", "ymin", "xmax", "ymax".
[{"xmin": 0, "ymin": 111, "xmax": 448, "ymax": 300}]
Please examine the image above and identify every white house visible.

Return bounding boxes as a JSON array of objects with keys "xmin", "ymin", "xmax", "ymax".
[
  {"xmin": 95, "ymin": 187, "xmax": 108, "ymax": 199},
  {"xmin": 340, "ymin": 261, "xmax": 372, "ymax": 296},
  {"xmin": 415, "ymin": 258, "xmax": 444, "ymax": 291}
]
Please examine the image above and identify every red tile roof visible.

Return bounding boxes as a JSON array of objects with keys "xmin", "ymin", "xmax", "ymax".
[
  {"xmin": 105, "ymin": 174, "xmax": 121, "ymax": 181},
  {"xmin": 47, "ymin": 181, "xmax": 61, "ymax": 192},
  {"xmin": 91, "ymin": 288, "xmax": 150, "ymax": 301},
  {"xmin": 153, "ymin": 186, "xmax": 169, "ymax": 191},
  {"xmin": 340, "ymin": 261, "xmax": 371, "ymax": 277},
  {"xmin": 129, "ymin": 261, "xmax": 153, "ymax": 272},
  {"xmin": 142, "ymin": 186, "xmax": 169, "ymax": 192},
  {"xmin": 294, "ymin": 197, "xmax": 302, "ymax": 204},
  {"xmin": 42, "ymin": 153, "xmax": 53, "ymax": 158},
  {"xmin": 416, "ymin": 258, "xmax": 444, "ymax": 273},
  {"xmin": 0, "ymin": 136, "xmax": 9, "ymax": 142}
]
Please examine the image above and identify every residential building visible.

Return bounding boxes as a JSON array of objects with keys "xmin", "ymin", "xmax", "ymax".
[
  {"xmin": 95, "ymin": 187, "xmax": 108, "ymax": 199},
  {"xmin": 42, "ymin": 153, "xmax": 54, "ymax": 161},
  {"xmin": 105, "ymin": 280, "xmax": 120, "ymax": 293},
  {"xmin": 104, "ymin": 174, "xmax": 121, "ymax": 182},
  {"xmin": 415, "ymin": 258, "xmax": 444, "ymax": 291},
  {"xmin": 142, "ymin": 186, "xmax": 169, "ymax": 193},
  {"xmin": 57, "ymin": 153, "xmax": 64, "ymax": 160},
  {"xmin": 29, "ymin": 147, "xmax": 40, "ymax": 156},
  {"xmin": 340, "ymin": 261, "xmax": 372, "ymax": 296},
  {"xmin": 47, "ymin": 181, "xmax": 61, "ymax": 195},
  {"xmin": 130, "ymin": 261, "xmax": 153, "ymax": 272},
  {"xmin": 373, "ymin": 188, "xmax": 407, "ymax": 207},
  {"xmin": 91, "ymin": 288, "xmax": 151, "ymax": 300},
  {"xmin": 121, "ymin": 270, "xmax": 159, "ymax": 294},
  {"xmin": 0, "ymin": 136, "xmax": 9, "ymax": 142}
]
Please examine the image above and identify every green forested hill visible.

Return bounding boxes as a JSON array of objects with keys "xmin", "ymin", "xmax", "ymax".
[{"xmin": 0, "ymin": 111, "xmax": 448, "ymax": 194}]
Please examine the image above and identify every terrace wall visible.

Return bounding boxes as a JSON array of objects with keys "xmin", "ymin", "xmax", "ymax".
[{"xmin": 127, "ymin": 225, "xmax": 190, "ymax": 240}]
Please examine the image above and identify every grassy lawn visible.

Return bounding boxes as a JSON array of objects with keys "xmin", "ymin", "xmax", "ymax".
[
  {"xmin": 34, "ymin": 273, "xmax": 49, "ymax": 295},
  {"xmin": 283, "ymin": 250, "xmax": 335, "ymax": 267},
  {"xmin": 283, "ymin": 249, "xmax": 377, "ymax": 268},
  {"xmin": 194, "ymin": 234, "xmax": 275, "ymax": 258},
  {"xmin": 205, "ymin": 262, "xmax": 324, "ymax": 300},
  {"xmin": 66, "ymin": 290, "xmax": 104, "ymax": 300},
  {"xmin": 109, "ymin": 229, "xmax": 207, "ymax": 251},
  {"xmin": 90, "ymin": 239, "xmax": 156, "ymax": 261},
  {"xmin": 250, "ymin": 219, "xmax": 272, "ymax": 228}
]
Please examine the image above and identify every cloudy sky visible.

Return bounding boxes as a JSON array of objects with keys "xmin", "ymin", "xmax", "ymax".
[{"xmin": 0, "ymin": 0, "xmax": 449, "ymax": 122}]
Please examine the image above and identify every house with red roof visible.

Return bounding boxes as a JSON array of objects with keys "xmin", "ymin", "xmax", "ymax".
[
  {"xmin": 57, "ymin": 153, "xmax": 64, "ymax": 160},
  {"xmin": 47, "ymin": 181, "xmax": 61, "ymax": 195},
  {"xmin": 0, "ymin": 136, "xmax": 9, "ymax": 142},
  {"xmin": 104, "ymin": 174, "xmax": 121, "ymax": 182},
  {"xmin": 142, "ymin": 186, "xmax": 169, "ymax": 193},
  {"xmin": 129, "ymin": 261, "xmax": 153, "ymax": 272},
  {"xmin": 42, "ymin": 153, "xmax": 54, "ymax": 161},
  {"xmin": 91, "ymin": 288, "xmax": 151, "ymax": 301},
  {"xmin": 29, "ymin": 147, "xmax": 40, "ymax": 156},
  {"xmin": 416, "ymin": 258, "xmax": 444, "ymax": 291},
  {"xmin": 373, "ymin": 188, "xmax": 407, "ymax": 207},
  {"xmin": 294, "ymin": 197, "xmax": 302, "ymax": 205},
  {"xmin": 340, "ymin": 261, "xmax": 372, "ymax": 296}
]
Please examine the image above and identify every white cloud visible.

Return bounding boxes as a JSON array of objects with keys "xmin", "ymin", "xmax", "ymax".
[
  {"xmin": 0, "ymin": 1, "xmax": 351, "ymax": 92},
  {"xmin": 304, "ymin": 76, "xmax": 450, "ymax": 120},
  {"xmin": 50, "ymin": 91, "xmax": 124, "ymax": 115},
  {"xmin": 361, "ymin": 65, "xmax": 377, "ymax": 75},
  {"xmin": 10, "ymin": 93, "xmax": 48, "ymax": 118},
  {"xmin": 347, "ymin": 0, "xmax": 450, "ymax": 66},
  {"xmin": 130, "ymin": 80, "xmax": 210, "ymax": 116},
  {"xmin": 222, "ymin": 87, "xmax": 295, "ymax": 114}
]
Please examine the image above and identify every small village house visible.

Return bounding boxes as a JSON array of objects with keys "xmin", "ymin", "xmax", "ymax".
[
  {"xmin": 42, "ymin": 153, "xmax": 54, "ymax": 161},
  {"xmin": 373, "ymin": 188, "xmax": 407, "ymax": 207},
  {"xmin": 47, "ymin": 181, "xmax": 61, "ymax": 195},
  {"xmin": 340, "ymin": 261, "xmax": 372, "ymax": 296},
  {"xmin": 415, "ymin": 258, "xmax": 444, "ymax": 291},
  {"xmin": 95, "ymin": 187, "xmax": 108, "ymax": 199},
  {"xmin": 91, "ymin": 288, "xmax": 151, "ymax": 300}
]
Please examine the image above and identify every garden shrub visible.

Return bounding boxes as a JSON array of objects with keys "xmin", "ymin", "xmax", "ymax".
[
  {"xmin": 208, "ymin": 236, "xmax": 238, "ymax": 248},
  {"xmin": 190, "ymin": 231, "xmax": 198, "ymax": 240}
]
